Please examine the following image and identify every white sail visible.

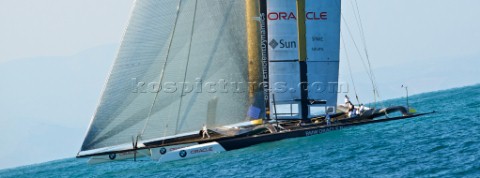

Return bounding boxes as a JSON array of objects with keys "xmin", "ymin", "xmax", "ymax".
[
  {"xmin": 267, "ymin": 0, "xmax": 341, "ymax": 118},
  {"xmin": 142, "ymin": 0, "xmax": 254, "ymax": 137},
  {"xmin": 267, "ymin": 0, "xmax": 302, "ymax": 119},
  {"xmin": 79, "ymin": 0, "xmax": 264, "ymax": 156},
  {"xmin": 305, "ymin": 0, "xmax": 341, "ymax": 116}
]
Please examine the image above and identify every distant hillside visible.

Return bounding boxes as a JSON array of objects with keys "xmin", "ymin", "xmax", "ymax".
[
  {"xmin": 0, "ymin": 44, "xmax": 116, "ymax": 169},
  {"xmin": 338, "ymin": 56, "xmax": 480, "ymax": 104}
]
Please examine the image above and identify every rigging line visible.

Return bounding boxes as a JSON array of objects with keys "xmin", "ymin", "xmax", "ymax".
[
  {"xmin": 351, "ymin": 3, "xmax": 388, "ymax": 112},
  {"xmin": 340, "ymin": 13, "xmax": 371, "ymax": 78},
  {"xmin": 349, "ymin": 0, "xmax": 370, "ymax": 65},
  {"xmin": 350, "ymin": 0, "xmax": 370, "ymax": 67},
  {"xmin": 175, "ymin": 0, "xmax": 198, "ymax": 135},
  {"xmin": 351, "ymin": 0, "xmax": 383, "ymax": 103},
  {"xmin": 349, "ymin": 0, "xmax": 364, "ymax": 41},
  {"xmin": 341, "ymin": 13, "xmax": 381, "ymax": 107},
  {"xmin": 354, "ymin": 0, "xmax": 371, "ymax": 62},
  {"xmin": 344, "ymin": 1, "xmax": 386, "ymax": 109},
  {"xmin": 337, "ymin": 0, "xmax": 365, "ymax": 105},
  {"xmin": 333, "ymin": 0, "xmax": 381, "ymax": 108},
  {"xmin": 141, "ymin": 0, "xmax": 184, "ymax": 136},
  {"xmin": 352, "ymin": 0, "xmax": 368, "ymax": 51},
  {"xmin": 342, "ymin": 6, "xmax": 379, "ymax": 101},
  {"xmin": 347, "ymin": 1, "xmax": 374, "ymax": 85},
  {"xmin": 341, "ymin": 14, "xmax": 376, "ymax": 93},
  {"xmin": 353, "ymin": 1, "xmax": 384, "ymax": 107},
  {"xmin": 340, "ymin": 32, "xmax": 360, "ymax": 104}
]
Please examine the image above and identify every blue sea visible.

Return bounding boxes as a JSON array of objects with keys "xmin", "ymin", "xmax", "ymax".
[{"xmin": 1, "ymin": 85, "xmax": 479, "ymax": 177}]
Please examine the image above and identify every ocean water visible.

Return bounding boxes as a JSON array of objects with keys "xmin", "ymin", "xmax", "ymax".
[{"xmin": 1, "ymin": 85, "xmax": 479, "ymax": 178}]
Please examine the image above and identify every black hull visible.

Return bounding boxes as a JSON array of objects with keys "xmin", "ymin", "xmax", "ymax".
[
  {"xmin": 77, "ymin": 112, "xmax": 433, "ymax": 158},
  {"xmin": 218, "ymin": 112, "xmax": 432, "ymax": 151}
]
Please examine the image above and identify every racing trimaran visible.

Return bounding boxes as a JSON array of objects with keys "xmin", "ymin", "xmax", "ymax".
[{"xmin": 76, "ymin": 0, "xmax": 432, "ymax": 164}]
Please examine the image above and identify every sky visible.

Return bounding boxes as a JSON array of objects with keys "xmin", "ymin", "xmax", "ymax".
[
  {"xmin": 339, "ymin": 0, "xmax": 480, "ymax": 103},
  {"xmin": 0, "ymin": 0, "xmax": 135, "ymax": 169},
  {"xmin": 1, "ymin": 0, "xmax": 480, "ymax": 170},
  {"xmin": 0, "ymin": 0, "xmax": 135, "ymax": 64}
]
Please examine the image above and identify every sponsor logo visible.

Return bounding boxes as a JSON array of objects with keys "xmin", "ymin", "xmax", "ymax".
[
  {"xmin": 179, "ymin": 150, "xmax": 187, "ymax": 158},
  {"xmin": 268, "ymin": 12, "xmax": 297, "ymax": 20},
  {"xmin": 267, "ymin": 12, "xmax": 328, "ymax": 21},
  {"xmin": 169, "ymin": 145, "xmax": 194, "ymax": 152},
  {"xmin": 159, "ymin": 147, "xmax": 167, "ymax": 155},
  {"xmin": 306, "ymin": 12, "xmax": 328, "ymax": 20},
  {"xmin": 108, "ymin": 153, "xmax": 116, "ymax": 160},
  {"xmin": 305, "ymin": 126, "xmax": 344, "ymax": 136},
  {"xmin": 269, "ymin": 39, "xmax": 297, "ymax": 50},
  {"xmin": 190, "ymin": 147, "xmax": 214, "ymax": 154},
  {"xmin": 269, "ymin": 39, "xmax": 279, "ymax": 49},
  {"xmin": 259, "ymin": 12, "xmax": 270, "ymax": 111},
  {"xmin": 312, "ymin": 36, "xmax": 324, "ymax": 41}
]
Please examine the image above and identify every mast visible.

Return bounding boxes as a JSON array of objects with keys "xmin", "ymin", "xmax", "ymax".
[
  {"xmin": 296, "ymin": 0, "xmax": 309, "ymax": 121},
  {"xmin": 246, "ymin": 0, "xmax": 270, "ymax": 120}
]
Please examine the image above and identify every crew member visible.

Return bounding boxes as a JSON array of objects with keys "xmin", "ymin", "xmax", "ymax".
[
  {"xmin": 357, "ymin": 104, "xmax": 365, "ymax": 115},
  {"xmin": 344, "ymin": 95, "xmax": 350, "ymax": 104},
  {"xmin": 325, "ymin": 113, "xmax": 331, "ymax": 126},
  {"xmin": 202, "ymin": 124, "xmax": 210, "ymax": 139},
  {"xmin": 346, "ymin": 100, "xmax": 355, "ymax": 118}
]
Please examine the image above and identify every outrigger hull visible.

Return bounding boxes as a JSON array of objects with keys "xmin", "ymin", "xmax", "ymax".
[{"xmin": 87, "ymin": 150, "xmax": 150, "ymax": 164}]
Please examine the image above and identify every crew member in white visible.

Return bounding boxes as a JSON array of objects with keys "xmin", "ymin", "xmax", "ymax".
[
  {"xmin": 202, "ymin": 124, "xmax": 210, "ymax": 139},
  {"xmin": 345, "ymin": 95, "xmax": 355, "ymax": 117},
  {"xmin": 357, "ymin": 104, "xmax": 365, "ymax": 115}
]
